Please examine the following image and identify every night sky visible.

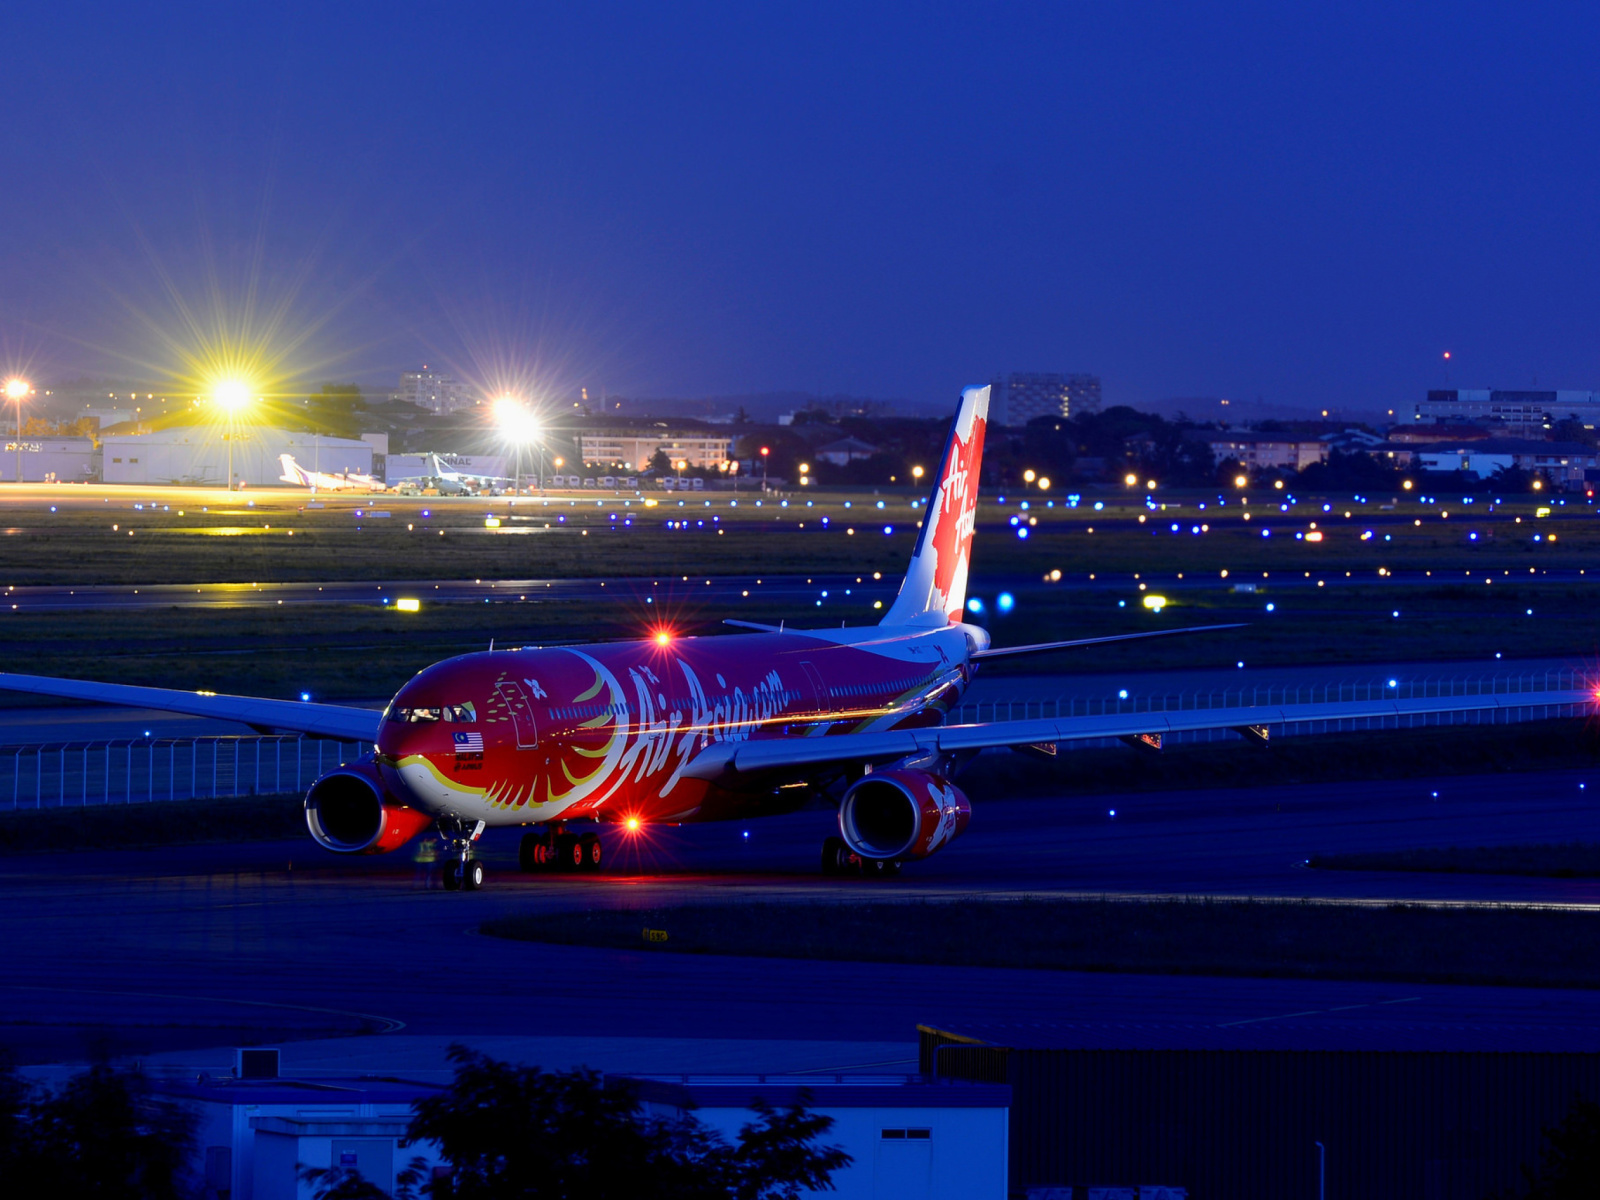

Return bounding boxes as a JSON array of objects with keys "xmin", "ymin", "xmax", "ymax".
[{"xmin": 2, "ymin": 3, "xmax": 1597, "ymax": 411}]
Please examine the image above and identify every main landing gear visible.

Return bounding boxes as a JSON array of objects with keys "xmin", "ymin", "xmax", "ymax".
[
  {"xmin": 821, "ymin": 836, "xmax": 902, "ymax": 879},
  {"xmin": 519, "ymin": 825, "xmax": 604, "ymax": 874},
  {"xmin": 438, "ymin": 818, "xmax": 487, "ymax": 892}
]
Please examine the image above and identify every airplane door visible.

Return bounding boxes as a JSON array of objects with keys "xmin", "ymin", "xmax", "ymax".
[
  {"xmin": 496, "ymin": 683, "xmax": 539, "ymax": 748},
  {"xmin": 799, "ymin": 661, "xmax": 830, "ymax": 716}
]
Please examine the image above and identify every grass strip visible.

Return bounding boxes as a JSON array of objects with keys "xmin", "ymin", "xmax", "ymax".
[
  {"xmin": 1311, "ymin": 844, "xmax": 1600, "ymax": 878},
  {"xmin": 484, "ymin": 897, "xmax": 1600, "ymax": 990},
  {"xmin": 0, "ymin": 794, "xmax": 304, "ymax": 854}
]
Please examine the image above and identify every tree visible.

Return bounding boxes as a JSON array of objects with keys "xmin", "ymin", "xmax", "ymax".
[
  {"xmin": 300, "ymin": 384, "xmax": 370, "ymax": 438},
  {"xmin": 0, "ymin": 1060, "xmax": 196, "ymax": 1199},
  {"xmin": 404, "ymin": 1045, "xmax": 850, "ymax": 1200},
  {"xmin": 1498, "ymin": 1095, "xmax": 1600, "ymax": 1199}
]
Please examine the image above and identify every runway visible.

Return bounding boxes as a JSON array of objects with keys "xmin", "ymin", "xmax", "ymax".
[{"xmin": 3, "ymin": 767, "xmax": 1599, "ymax": 1066}]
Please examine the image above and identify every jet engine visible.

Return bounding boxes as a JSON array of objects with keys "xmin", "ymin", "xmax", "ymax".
[
  {"xmin": 838, "ymin": 768, "xmax": 971, "ymax": 861},
  {"xmin": 304, "ymin": 762, "xmax": 433, "ymax": 854}
]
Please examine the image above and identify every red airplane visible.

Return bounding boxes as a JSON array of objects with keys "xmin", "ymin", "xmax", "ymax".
[{"xmin": 1, "ymin": 385, "xmax": 1589, "ymax": 888}]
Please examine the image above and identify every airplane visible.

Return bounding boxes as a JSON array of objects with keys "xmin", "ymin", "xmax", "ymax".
[
  {"xmin": 278, "ymin": 454, "xmax": 387, "ymax": 493},
  {"xmin": 423, "ymin": 453, "xmax": 513, "ymax": 493},
  {"xmin": 0, "ymin": 386, "xmax": 1589, "ymax": 889}
]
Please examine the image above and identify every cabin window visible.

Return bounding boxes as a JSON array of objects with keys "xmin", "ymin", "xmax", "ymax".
[{"xmin": 389, "ymin": 707, "xmax": 442, "ymax": 723}]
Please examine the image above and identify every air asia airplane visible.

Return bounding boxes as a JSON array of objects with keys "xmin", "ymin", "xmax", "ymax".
[
  {"xmin": 1, "ymin": 386, "xmax": 1589, "ymax": 888},
  {"xmin": 278, "ymin": 454, "xmax": 387, "ymax": 493}
]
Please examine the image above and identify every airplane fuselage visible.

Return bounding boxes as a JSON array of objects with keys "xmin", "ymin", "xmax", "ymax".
[{"xmin": 375, "ymin": 622, "xmax": 983, "ymax": 829}]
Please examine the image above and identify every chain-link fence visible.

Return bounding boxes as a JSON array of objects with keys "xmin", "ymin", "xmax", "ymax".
[
  {"xmin": 0, "ymin": 736, "xmax": 368, "ymax": 811},
  {"xmin": 952, "ymin": 668, "xmax": 1591, "ymax": 747}
]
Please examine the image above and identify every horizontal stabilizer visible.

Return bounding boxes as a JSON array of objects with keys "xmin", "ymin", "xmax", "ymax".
[{"xmin": 972, "ymin": 624, "xmax": 1245, "ymax": 660}]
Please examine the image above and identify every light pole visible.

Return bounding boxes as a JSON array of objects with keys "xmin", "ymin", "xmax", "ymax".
[
  {"xmin": 212, "ymin": 380, "xmax": 254, "ymax": 491},
  {"xmin": 493, "ymin": 395, "xmax": 540, "ymax": 496},
  {"xmin": 760, "ymin": 445, "xmax": 769, "ymax": 492},
  {"xmin": 5, "ymin": 378, "xmax": 30, "ymax": 485}
]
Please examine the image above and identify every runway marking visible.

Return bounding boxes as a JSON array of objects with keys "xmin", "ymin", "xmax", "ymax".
[
  {"xmin": 0, "ymin": 982, "xmax": 407, "ymax": 1034},
  {"xmin": 1221, "ymin": 996, "xmax": 1421, "ymax": 1027}
]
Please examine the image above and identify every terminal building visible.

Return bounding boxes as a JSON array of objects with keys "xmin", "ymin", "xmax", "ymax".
[
  {"xmin": 1196, "ymin": 431, "xmax": 1330, "ymax": 472},
  {"xmin": 989, "ymin": 373, "xmax": 1102, "ymax": 426}
]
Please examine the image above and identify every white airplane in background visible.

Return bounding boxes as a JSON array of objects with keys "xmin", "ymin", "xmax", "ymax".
[
  {"xmin": 278, "ymin": 454, "xmax": 387, "ymax": 493},
  {"xmin": 424, "ymin": 454, "xmax": 514, "ymax": 493}
]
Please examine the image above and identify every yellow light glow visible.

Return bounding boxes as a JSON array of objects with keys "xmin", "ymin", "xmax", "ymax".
[
  {"xmin": 1124, "ymin": 473, "xmax": 1138, "ymax": 486},
  {"xmin": 1402, "ymin": 479, "xmax": 1414, "ymax": 490},
  {"xmin": 1274, "ymin": 479, "xmax": 1285, "ymax": 490},
  {"xmin": 211, "ymin": 379, "xmax": 255, "ymax": 413},
  {"xmin": 1532, "ymin": 479, "xmax": 1544, "ymax": 490},
  {"xmin": 1234, "ymin": 475, "xmax": 1248, "ymax": 488},
  {"xmin": 484, "ymin": 517, "xmax": 502, "ymax": 528},
  {"xmin": 4, "ymin": 378, "xmax": 29, "ymax": 402},
  {"xmin": 1145, "ymin": 479, "xmax": 1157, "ymax": 491},
  {"xmin": 798, "ymin": 463, "xmax": 810, "ymax": 474},
  {"xmin": 1023, "ymin": 469, "xmax": 1036, "ymax": 483},
  {"xmin": 1142, "ymin": 594, "xmax": 1167, "ymax": 610},
  {"xmin": 395, "ymin": 597, "xmax": 420, "ymax": 613},
  {"xmin": 912, "ymin": 466, "xmax": 924, "ymax": 480},
  {"xmin": 1037, "ymin": 476, "xmax": 1050, "ymax": 491},
  {"xmin": 625, "ymin": 816, "xmax": 641, "ymax": 832},
  {"xmin": 1305, "ymin": 531, "xmax": 1323, "ymax": 542}
]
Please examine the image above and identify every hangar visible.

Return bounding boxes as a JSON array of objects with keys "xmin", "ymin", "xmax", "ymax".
[
  {"xmin": 100, "ymin": 427, "xmax": 374, "ymax": 487},
  {"xmin": 0, "ymin": 436, "xmax": 97, "ymax": 482}
]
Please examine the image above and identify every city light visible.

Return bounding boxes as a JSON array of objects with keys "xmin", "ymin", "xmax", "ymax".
[
  {"xmin": 1023, "ymin": 469, "xmax": 1036, "ymax": 483},
  {"xmin": 1145, "ymin": 479, "xmax": 1157, "ymax": 491},
  {"xmin": 1036, "ymin": 476, "xmax": 1050, "ymax": 491},
  {"xmin": 912, "ymin": 465, "xmax": 924, "ymax": 481},
  {"xmin": 1124, "ymin": 473, "xmax": 1138, "ymax": 486},
  {"xmin": 4, "ymin": 378, "xmax": 29, "ymax": 402},
  {"xmin": 1234, "ymin": 475, "xmax": 1248, "ymax": 488}
]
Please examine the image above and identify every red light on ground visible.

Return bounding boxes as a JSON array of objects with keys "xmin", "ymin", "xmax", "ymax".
[
  {"xmin": 625, "ymin": 817, "xmax": 641, "ymax": 832},
  {"xmin": 654, "ymin": 631, "xmax": 671, "ymax": 646}
]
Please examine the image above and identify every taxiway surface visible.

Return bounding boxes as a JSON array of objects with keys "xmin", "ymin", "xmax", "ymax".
[{"xmin": 2, "ymin": 768, "xmax": 1598, "ymax": 1065}]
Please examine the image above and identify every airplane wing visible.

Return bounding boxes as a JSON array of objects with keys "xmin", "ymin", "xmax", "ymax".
[
  {"xmin": 681, "ymin": 688, "xmax": 1594, "ymax": 780},
  {"xmin": 0, "ymin": 673, "xmax": 381, "ymax": 741}
]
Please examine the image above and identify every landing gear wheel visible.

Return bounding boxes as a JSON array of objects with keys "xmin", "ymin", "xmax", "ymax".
[
  {"xmin": 821, "ymin": 836, "xmax": 851, "ymax": 877},
  {"xmin": 555, "ymin": 834, "xmax": 580, "ymax": 871},
  {"xmin": 519, "ymin": 833, "xmax": 543, "ymax": 873},
  {"xmin": 441, "ymin": 860, "xmax": 463, "ymax": 891},
  {"xmin": 579, "ymin": 833, "xmax": 603, "ymax": 872},
  {"xmin": 462, "ymin": 859, "xmax": 486, "ymax": 891}
]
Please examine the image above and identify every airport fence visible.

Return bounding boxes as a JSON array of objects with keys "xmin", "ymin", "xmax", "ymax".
[
  {"xmin": 951, "ymin": 668, "xmax": 1592, "ymax": 747},
  {"xmin": 0, "ymin": 736, "xmax": 367, "ymax": 811}
]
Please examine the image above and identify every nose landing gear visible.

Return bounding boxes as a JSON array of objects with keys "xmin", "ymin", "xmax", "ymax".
[{"xmin": 438, "ymin": 818, "xmax": 486, "ymax": 892}]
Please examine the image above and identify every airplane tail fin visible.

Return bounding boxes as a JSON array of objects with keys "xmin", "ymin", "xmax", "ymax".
[
  {"xmin": 278, "ymin": 454, "xmax": 308, "ymax": 486},
  {"xmin": 880, "ymin": 384, "xmax": 990, "ymax": 627}
]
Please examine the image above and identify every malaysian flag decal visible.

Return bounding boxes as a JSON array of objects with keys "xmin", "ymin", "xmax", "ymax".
[{"xmin": 453, "ymin": 731, "xmax": 484, "ymax": 752}]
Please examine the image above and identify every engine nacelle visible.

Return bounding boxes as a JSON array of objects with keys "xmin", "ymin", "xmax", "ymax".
[
  {"xmin": 304, "ymin": 762, "xmax": 433, "ymax": 854},
  {"xmin": 838, "ymin": 768, "xmax": 971, "ymax": 861}
]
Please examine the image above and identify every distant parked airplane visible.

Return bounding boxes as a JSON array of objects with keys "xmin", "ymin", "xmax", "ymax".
[{"xmin": 278, "ymin": 454, "xmax": 386, "ymax": 493}]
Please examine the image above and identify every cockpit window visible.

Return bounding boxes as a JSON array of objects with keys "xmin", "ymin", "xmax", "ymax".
[
  {"xmin": 387, "ymin": 702, "xmax": 477, "ymax": 724},
  {"xmin": 390, "ymin": 707, "xmax": 442, "ymax": 723}
]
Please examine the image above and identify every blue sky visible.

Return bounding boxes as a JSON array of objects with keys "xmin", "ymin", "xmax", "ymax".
[{"xmin": 1, "ymin": 3, "xmax": 1597, "ymax": 411}]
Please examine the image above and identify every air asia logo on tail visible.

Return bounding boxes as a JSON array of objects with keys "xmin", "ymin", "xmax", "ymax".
[
  {"xmin": 880, "ymin": 385, "xmax": 989, "ymax": 627},
  {"xmin": 928, "ymin": 416, "xmax": 985, "ymax": 617}
]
